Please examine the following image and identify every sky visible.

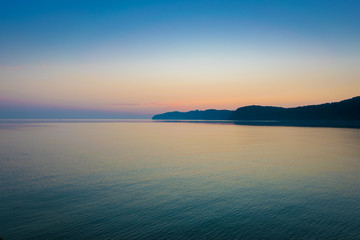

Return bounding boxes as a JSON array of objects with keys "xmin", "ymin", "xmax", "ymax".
[{"xmin": 1, "ymin": 0, "xmax": 359, "ymax": 118}]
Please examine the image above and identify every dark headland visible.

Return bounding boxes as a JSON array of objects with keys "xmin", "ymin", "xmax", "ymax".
[{"xmin": 152, "ymin": 96, "xmax": 360, "ymax": 128}]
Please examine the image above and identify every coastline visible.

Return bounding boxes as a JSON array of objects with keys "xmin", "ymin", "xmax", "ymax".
[{"xmin": 152, "ymin": 119, "xmax": 360, "ymax": 129}]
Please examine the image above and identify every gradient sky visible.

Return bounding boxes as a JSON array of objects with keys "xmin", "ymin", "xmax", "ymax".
[{"xmin": 1, "ymin": 0, "xmax": 359, "ymax": 118}]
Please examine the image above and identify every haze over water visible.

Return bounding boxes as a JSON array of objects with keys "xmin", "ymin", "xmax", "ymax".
[{"xmin": 1, "ymin": 120, "xmax": 360, "ymax": 239}]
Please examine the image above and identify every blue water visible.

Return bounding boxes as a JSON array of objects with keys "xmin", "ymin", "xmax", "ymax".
[{"xmin": 1, "ymin": 120, "xmax": 360, "ymax": 239}]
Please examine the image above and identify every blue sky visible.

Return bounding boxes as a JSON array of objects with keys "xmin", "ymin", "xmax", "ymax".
[{"xmin": 1, "ymin": 0, "xmax": 359, "ymax": 118}]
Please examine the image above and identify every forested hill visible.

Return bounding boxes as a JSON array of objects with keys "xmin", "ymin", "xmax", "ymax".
[
  {"xmin": 152, "ymin": 96, "xmax": 360, "ymax": 121},
  {"xmin": 229, "ymin": 96, "xmax": 360, "ymax": 121}
]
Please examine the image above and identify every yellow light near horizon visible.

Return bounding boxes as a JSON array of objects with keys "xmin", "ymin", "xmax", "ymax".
[{"xmin": 1, "ymin": 48, "xmax": 359, "ymax": 114}]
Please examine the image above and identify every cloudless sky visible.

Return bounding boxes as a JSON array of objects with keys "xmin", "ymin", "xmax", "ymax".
[{"xmin": 1, "ymin": 0, "xmax": 359, "ymax": 118}]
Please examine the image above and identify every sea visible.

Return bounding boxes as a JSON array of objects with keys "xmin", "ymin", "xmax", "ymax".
[{"xmin": 1, "ymin": 120, "xmax": 360, "ymax": 240}]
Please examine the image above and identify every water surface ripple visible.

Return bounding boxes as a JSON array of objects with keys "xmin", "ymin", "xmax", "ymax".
[{"xmin": 1, "ymin": 120, "xmax": 360, "ymax": 239}]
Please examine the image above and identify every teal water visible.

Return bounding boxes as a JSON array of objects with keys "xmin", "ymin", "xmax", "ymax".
[{"xmin": 1, "ymin": 120, "xmax": 360, "ymax": 239}]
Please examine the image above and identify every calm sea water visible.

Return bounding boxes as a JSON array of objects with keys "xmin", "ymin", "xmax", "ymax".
[{"xmin": 1, "ymin": 120, "xmax": 360, "ymax": 240}]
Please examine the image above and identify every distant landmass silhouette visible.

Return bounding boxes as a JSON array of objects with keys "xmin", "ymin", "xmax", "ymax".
[
  {"xmin": 152, "ymin": 109, "xmax": 233, "ymax": 120},
  {"xmin": 152, "ymin": 96, "xmax": 360, "ymax": 123}
]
